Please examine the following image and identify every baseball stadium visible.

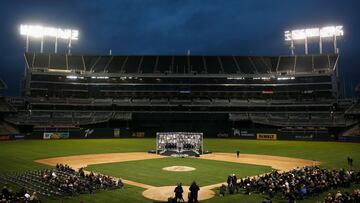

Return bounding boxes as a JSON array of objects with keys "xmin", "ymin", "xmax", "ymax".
[{"xmin": 1, "ymin": 1, "xmax": 360, "ymax": 203}]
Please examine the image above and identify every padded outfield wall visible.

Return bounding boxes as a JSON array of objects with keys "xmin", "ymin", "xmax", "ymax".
[{"xmin": 27, "ymin": 126, "xmax": 336, "ymax": 141}]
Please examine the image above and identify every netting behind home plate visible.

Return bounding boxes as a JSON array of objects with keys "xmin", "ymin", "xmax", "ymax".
[{"xmin": 156, "ymin": 132, "xmax": 203, "ymax": 155}]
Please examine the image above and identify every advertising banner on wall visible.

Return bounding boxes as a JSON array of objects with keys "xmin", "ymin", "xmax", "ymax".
[
  {"xmin": 80, "ymin": 128, "xmax": 114, "ymax": 138},
  {"xmin": 232, "ymin": 128, "xmax": 256, "ymax": 138},
  {"xmin": 132, "ymin": 132, "xmax": 145, "ymax": 138},
  {"xmin": 0, "ymin": 135, "xmax": 10, "ymax": 140},
  {"xmin": 13, "ymin": 134, "xmax": 26, "ymax": 140},
  {"xmin": 256, "ymin": 133, "xmax": 277, "ymax": 140},
  {"xmin": 217, "ymin": 133, "xmax": 229, "ymax": 138},
  {"xmin": 43, "ymin": 132, "xmax": 70, "ymax": 139}
]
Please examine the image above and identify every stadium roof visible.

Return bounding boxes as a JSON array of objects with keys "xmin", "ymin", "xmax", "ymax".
[{"xmin": 25, "ymin": 53, "xmax": 338, "ymax": 75}]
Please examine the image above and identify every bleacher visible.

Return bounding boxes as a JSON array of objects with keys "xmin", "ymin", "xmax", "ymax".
[{"xmin": 6, "ymin": 52, "xmax": 357, "ymax": 131}]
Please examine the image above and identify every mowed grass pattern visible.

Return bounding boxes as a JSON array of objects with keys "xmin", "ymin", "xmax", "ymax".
[{"xmin": 86, "ymin": 157, "xmax": 271, "ymax": 186}]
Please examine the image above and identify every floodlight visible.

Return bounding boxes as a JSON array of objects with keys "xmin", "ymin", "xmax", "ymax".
[
  {"xmin": 284, "ymin": 26, "xmax": 343, "ymax": 41},
  {"xmin": 20, "ymin": 24, "xmax": 78, "ymax": 40},
  {"xmin": 20, "ymin": 24, "xmax": 79, "ymax": 54},
  {"xmin": 284, "ymin": 25, "xmax": 344, "ymax": 55}
]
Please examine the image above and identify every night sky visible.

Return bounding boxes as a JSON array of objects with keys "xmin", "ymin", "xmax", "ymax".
[{"xmin": 0, "ymin": 0, "xmax": 359, "ymax": 96}]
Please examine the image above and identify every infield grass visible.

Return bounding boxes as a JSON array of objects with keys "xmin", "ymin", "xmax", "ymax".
[{"xmin": 86, "ymin": 157, "xmax": 271, "ymax": 186}]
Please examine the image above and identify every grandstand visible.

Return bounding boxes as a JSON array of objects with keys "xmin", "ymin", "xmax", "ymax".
[
  {"xmin": 0, "ymin": 79, "xmax": 18, "ymax": 136},
  {"xmin": 4, "ymin": 52, "xmax": 359, "ymax": 139}
]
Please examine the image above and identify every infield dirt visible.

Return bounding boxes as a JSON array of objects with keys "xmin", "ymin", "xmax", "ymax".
[{"xmin": 36, "ymin": 152, "xmax": 317, "ymax": 201}]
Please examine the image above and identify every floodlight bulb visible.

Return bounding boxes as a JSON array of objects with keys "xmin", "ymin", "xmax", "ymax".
[{"xmin": 20, "ymin": 24, "xmax": 79, "ymax": 40}]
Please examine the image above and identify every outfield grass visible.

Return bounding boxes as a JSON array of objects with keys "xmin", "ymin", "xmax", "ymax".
[
  {"xmin": 205, "ymin": 139, "xmax": 360, "ymax": 170},
  {"xmin": 0, "ymin": 138, "xmax": 359, "ymax": 202},
  {"xmin": 86, "ymin": 157, "xmax": 271, "ymax": 186}
]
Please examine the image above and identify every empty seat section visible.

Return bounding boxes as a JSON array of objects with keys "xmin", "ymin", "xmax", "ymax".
[
  {"xmin": 50, "ymin": 54, "xmax": 66, "ymax": 69},
  {"xmin": 314, "ymin": 55, "xmax": 329, "ymax": 70},
  {"xmin": 219, "ymin": 56, "xmax": 238, "ymax": 74},
  {"xmin": 234, "ymin": 56, "xmax": 254, "ymax": 74},
  {"xmin": 92, "ymin": 56, "xmax": 111, "ymax": 72},
  {"xmin": 269, "ymin": 57, "xmax": 279, "ymax": 72},
  {"xmin": 34, "ymin": 53, "xmax": 50, "ymax": 68},
  {"xmin": 189, "ymin": 56, "xmax": 206, "ymax": 74},
  {"xmin": 173, "ymin": 56, "xmax": 188, "ymax": 74},
  {"xmin": 261, "ymin": 57, "xmax": 274, "ymax": 73},
  {"xmin": 68, "ymin": 55, "xmax": 84, "ymax": 70},
  {"xmin": 53, "ymin": 112, "xmax": 72, "ymax": 118},
  {"xmin": 107, "ymin": 56, "xmax": 127, "ymax": 73},
  {"xmin": 204, "ymin": 56, "xmax": 221, "ymax": 74},
  {"xmin": 249, "ymin": 57, "xmax": 269, "ymax": 74},
  {"xmin": 156, "ymin": 56, "xmax": 172, "ymax": 73},
  {"xmin": 296, "ymin": 56, "xmax": 313, "ymax": 73},
  {"xmin": 93, "ymin": 112, "xmax": 112, "ymax": 119},
  {"xmin": 74, "ymin": 112, "xmax": 92, "ymax": 118},
  {"xmin": 278, "ymin": 56, "xmax": 295, "ymax": 72},
  {"xmin": 123, "ymin": 56, "xmax": 142, "ymax": 73},
  {"xmin": 83, "ymin": 56, "xmax": 100, "ymax": 71},
  {"xmin": 140, "ymin": 56, "xmax": 157, "ymax": 73}
]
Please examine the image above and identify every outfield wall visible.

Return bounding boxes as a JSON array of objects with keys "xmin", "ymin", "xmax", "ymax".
[{"xmin": 23, "ymin": 126, "xmax": 337, "ymax": 141}]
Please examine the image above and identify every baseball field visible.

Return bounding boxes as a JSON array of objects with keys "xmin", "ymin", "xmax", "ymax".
[{"xmin": 0, "ymin": 138, "xmax": 359, "ymax": 202}]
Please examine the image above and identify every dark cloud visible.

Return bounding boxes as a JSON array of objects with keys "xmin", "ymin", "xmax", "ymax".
[{"xmin": 0, "ymin": 0, "xmax": 359, "ymax": 96}]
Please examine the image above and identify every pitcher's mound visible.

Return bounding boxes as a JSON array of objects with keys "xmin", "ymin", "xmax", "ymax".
[
  {"xmin": 142, "ymin": 186, "xmax": 215, "ymax": 201},
  {"xmin": 162, "ymin": 166, "xmax": 196, "ymax": 172}
]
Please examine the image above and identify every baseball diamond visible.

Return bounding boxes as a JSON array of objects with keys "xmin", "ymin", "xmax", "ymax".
[{"xmin": 1, "ymin": 1, "xmax": 360, "ymax": 203}]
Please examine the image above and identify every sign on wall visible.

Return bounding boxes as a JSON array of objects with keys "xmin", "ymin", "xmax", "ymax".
[
  {"xmin": 43, "ymin": 132, "xmax": 69, "ymax": 139},
  {"xmin": 256, "ymin": 133, "xmax": 277, "ymax": 140}
]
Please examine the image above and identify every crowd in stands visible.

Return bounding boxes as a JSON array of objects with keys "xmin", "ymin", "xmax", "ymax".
[
  {"xmin": 1, "ymin": 186, "xmax": 40, "ymax": 203},
  {"xmin": 222, "ymin": 166, "xmax": 360, "ymax": 202},
  {"xmin": 324, "ymin": 189, "xmax": 360, "ymax": 203}
]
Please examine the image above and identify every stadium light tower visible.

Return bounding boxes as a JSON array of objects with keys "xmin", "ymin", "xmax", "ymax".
[
  {"xmin": 284, "ymin": 25, "xmax": 344, "ymax": 55},
  {"xmin": 19, "ymin": 24, "xmax": 79, "ymax": 54}
]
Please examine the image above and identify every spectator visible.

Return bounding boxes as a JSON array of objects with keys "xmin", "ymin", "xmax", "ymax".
[
  {"xmin": 188, "ymin": 181, "xmax": 200, "ymax": 203},
  {"xmin": 174, "ymin": 183, "xmax": 184, "ymax": 202},
  {"xmin": 219, "ymin": 184, "xmax": 226, "ymax": 197},
  {"xmin": 24, "ymin": 191, "xmax": 30, "ymax": 200},
  {"xmin": 2, "ymin": 186, "xmax": 10, "ymax": 199},
  {"xmin": 117, "ymin": 179, "xmax": 124, "ymax": 189},
  {"xmin": 324, "ymin": 189, "xmax": 360, "ymax": 203},
  {"xmin": 30, "ymin": 192, "xmax": 40, "ymax": 202},
  {"xmin": 227, "ymin": 166, "xmax": 360, "ymax": 201}
]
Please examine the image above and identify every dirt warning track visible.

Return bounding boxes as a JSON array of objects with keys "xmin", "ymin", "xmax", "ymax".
[{"xmin": 35, "ymin": 152, "xmax": 318, "ymax": 201}]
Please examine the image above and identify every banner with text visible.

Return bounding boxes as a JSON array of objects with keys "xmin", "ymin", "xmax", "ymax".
[{"xmin": 256, "ymin": 133, "xmax": 277, "ymax": 140}]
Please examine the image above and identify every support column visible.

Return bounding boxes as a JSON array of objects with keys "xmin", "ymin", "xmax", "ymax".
[
  {"xmin": 304, "ymin": 37, "xmax": 308, "ymax": 55},
  {"xmin": 334, "ymin": 35, "xmax": 338, "ymax": 54},
  {"xmin": 40, "ymin": 37, "xmax": 44, "ymax": 53},
  {"xmin": 290, "ymin": 39, "xmax": 295, "ymax": 55},
  {"xmin": 55, "ymin": 37, "xmax": 58, "ymax": 54},
  {"xmin": 68, "ymin": 38, "xmax": 72, "ymax": 54},
  {"xmin": 25, "ymin": 35, "xmax": 29, "ymax": 52}
]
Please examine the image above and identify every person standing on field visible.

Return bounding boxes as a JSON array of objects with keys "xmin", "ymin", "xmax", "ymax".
[
  {"xmin": 189, "ymin": 181, "xmax": 200, "ymax": 203},
  {"xmin": 174, "ymin": 183, "xmax": 184, "ymax": 202}
]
